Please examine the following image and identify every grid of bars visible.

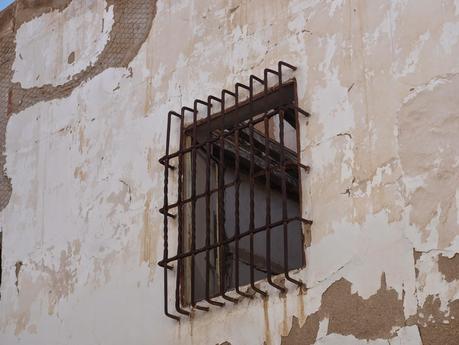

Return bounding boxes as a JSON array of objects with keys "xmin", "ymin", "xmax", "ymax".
[{"xmin": 158, "ymin": 61, "xmax": 312, "ymax": 320}]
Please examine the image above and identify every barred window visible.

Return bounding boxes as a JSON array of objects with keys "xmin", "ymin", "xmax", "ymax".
[{"xmin": 159, "ymin": 62, "xmax": 312, "ymax": 320}]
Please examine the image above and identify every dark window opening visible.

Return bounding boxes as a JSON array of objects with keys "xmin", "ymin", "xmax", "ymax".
[{"xmin": 159, "ymin": 62, "xmax": 312, "ymax": 320}]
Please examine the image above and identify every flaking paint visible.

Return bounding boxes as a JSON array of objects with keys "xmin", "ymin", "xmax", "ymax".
[{"xmin": 0, "ymin": 1, "xmax": 458, "ymax": 344}]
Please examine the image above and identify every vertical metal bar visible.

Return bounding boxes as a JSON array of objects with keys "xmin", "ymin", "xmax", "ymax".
[
  {"xmin": 205, "ymin": 97, "xmax": 225, "ymax": 307},
  {"xmin": 279, "ymin": 109, "xmax": 303, "ymax": 287},
  {"xmin": 175, "ymin": 108, "xmax": 190, "ymax": 316},
  {"xmin": 264, "ymin": 114, "xmax": 286, "ymax": 292},
  {"xmin": 234, "ymin": 84, "xmax": 253, "ymax": 298},
  {"xmin": 191, "ymin": 102, "xmax": 209, "ymax": 312},
  {"xmin": 278, "ymin": 61, "xmax": 297, "ymax": 85},
  {"xmin": 264, "ymin": 68, "xmax": 279, "ymax": 94},
  {"xmin": 219, "ymin": 91, "xmax": 238, "ymax": 303},
  {"xmin": 163, "ymin": 112, "xmax": 180, "ymax": 321},
  {"xmin": 248, "ymin": 75, "xmax": 266, "ymax": 296},
  {"xmin": 292, "ymin": 81, "xmax": 308, "ymax": 272},
  {"xmin": 190, "ymin": 106, "xmax": 198, "ymax": 308},
  {"xmin": 248, "ymin": 118, "xmax": 267, "ymax": 296}
]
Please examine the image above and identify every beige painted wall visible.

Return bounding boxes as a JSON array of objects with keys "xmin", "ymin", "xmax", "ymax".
[{"xmin": 0, "ymin": 1, "xmax": 458, "ymax": 344}]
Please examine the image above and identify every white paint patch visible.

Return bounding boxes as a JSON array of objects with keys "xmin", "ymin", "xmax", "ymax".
[
  {"xmin": 401, "ymin": 76, "xmax": 449, "ymax": 105},
  {"xmin": 456, "ymin": 189, "xmax": 459, "ymax": 226},
  {"xmin": 327, "ymin": 0, "xmax": 344, "ymax": 17},
  {"xmin": 402, "ymin": 175, "xmax": 426, "ymax": 196},
  {"xmin": 415, "ymin": 251, "xmax": 459, "ymax": 313},
  {"xmin": 311, "ymin": 36, "xmax": 355, "ymax": 139},
  {"xmin": 388, "ymin": 325, "xmax": 423, "ymax": 345},
  {"xmin": 12, "ymin": 0, "xmax": 114, "ymax": 88},
  {"xmin": 317, "ymin": 317, "xmax": 329, "ymax": 339},
  {"xmin": 364, "ymin": 12, "xmax": 390, "ymax": 48},
  {"xmin": 440, "ymin": 22, "xmax": 459, "ymax": 54},
  {"xmin": 307, "ymin": 211, "xmax": 418, "ymax": 316},
  {"xmin": 403, "ymin": 205, "xmax": 440, "ymax": 253},
  {"xmin": 393, "ymin": 31, "xmax": 430, "ymax": 77}
]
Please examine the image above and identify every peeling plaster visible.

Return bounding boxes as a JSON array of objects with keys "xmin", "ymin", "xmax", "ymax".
[
  {"xmin": 0, "ymin": 0, "xmax": 458, "ymax": 344},
  {"xmin": 12, "ymin": 0, "xmax": 114, "ymax": 88}
]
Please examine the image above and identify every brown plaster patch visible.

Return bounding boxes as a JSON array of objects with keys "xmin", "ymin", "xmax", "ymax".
[
  {"xmin": 0, "ymin": 6, "xmax": 14, "ymax": 211},
  {"xmin": 282, "ymin": 255, "xmax": 459, "ymax": 344},
  {"xmin": 67, "ymin": 51, "xmax": 75, "ymax": 64},
  {"xmin": 281, "ymin": 314, "xmax": 320, "ymax": 345},
  {"xmin": 15, "ymin": 260, "xmax": 23, "ymax": 292},
  {"xmin": 411, "ymin": 297, "xmax": 459, "ymax": 345},
  {"xmin": 438, "ymin": 253, "xmax": 459, "ymax": 282},
  {"xmin": 14, "ymin": 0, "xmax": 73, "ymax": 27},
  {"xmin": 321, "ymin": 274, "xmax": 405, "ymax": 339},
  {"xmin": 0, "ymin": 4, "xmax": 15, "ymax": 36},
  {"xmin": 282, "ymin": 274, "xmax": 405, "ymax": 343}
]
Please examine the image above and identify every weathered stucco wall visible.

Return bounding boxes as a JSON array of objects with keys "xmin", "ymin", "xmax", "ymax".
[{"xmin": 0, "ymin": 0, "xmax": 458, "ymax": 344}]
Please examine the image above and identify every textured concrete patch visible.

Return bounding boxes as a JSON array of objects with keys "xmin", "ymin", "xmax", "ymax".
[
  {"xmin": 281, "ymin": 314, "xmax": 319, "ymax": 345},
  {"xmin": 14, "ymin": 0, "xmax": 73, "ymax": 27},
  {"xmin": 412, "ymin": 297, "xmax": 459, "ymax": 345},
  {"xmin": 438, "ymin": 253, "xmax": 459, "ymax": 282},
  {"xmin": 0, "ymin": 5, "xmax": 15, "ymax": 211},
  {"xmin": 282, "ymin": 274, "xmax": 405, "ymax": 343}
]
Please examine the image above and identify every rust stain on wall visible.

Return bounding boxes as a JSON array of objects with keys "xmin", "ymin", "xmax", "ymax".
[
  {"xmin": 140, "ymin": 191, "xmax": 157, "ymax": 274},
  {"xmin": 40, "ymin": 244, "xmax": 79, "ymax": 315},
  {"xmin": 263, "ymin": 296, "xmax": 272, "ymax": 345}
]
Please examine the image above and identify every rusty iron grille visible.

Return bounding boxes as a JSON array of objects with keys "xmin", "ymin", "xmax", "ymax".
[{"xmin": 158, "ymin": 61, "xmax": 312, "ymax": 320}]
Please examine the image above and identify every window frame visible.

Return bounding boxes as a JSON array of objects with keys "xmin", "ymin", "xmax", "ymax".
[{"xmin": 158, "ymin": 62, "xmax": 312, "ymax": 320}]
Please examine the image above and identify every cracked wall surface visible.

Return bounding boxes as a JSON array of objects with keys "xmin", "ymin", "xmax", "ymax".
[{"xmin": 0, "ymin": 0, "xmax": 458, "ymax": 344}]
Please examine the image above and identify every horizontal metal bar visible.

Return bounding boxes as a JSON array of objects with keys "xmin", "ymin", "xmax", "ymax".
[
  {"xmin": 158, "ymin": 217, "xmax": 312, "ymax": 266},
  {"xmin": 188, "ymin": 82, "xmax": 296, "ymax": 136},
  {"xmin": 159, "ymin": 104, "xmax": 300, "ymax": 165},
  {"xmin": 159, "ymin": 157, "xmax": 304, "ymax": 214}
]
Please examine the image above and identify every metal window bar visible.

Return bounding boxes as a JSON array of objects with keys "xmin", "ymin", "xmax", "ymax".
[{"xmin": 159, "ymin": 62, "xmax": 312, "ymax": 320}]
